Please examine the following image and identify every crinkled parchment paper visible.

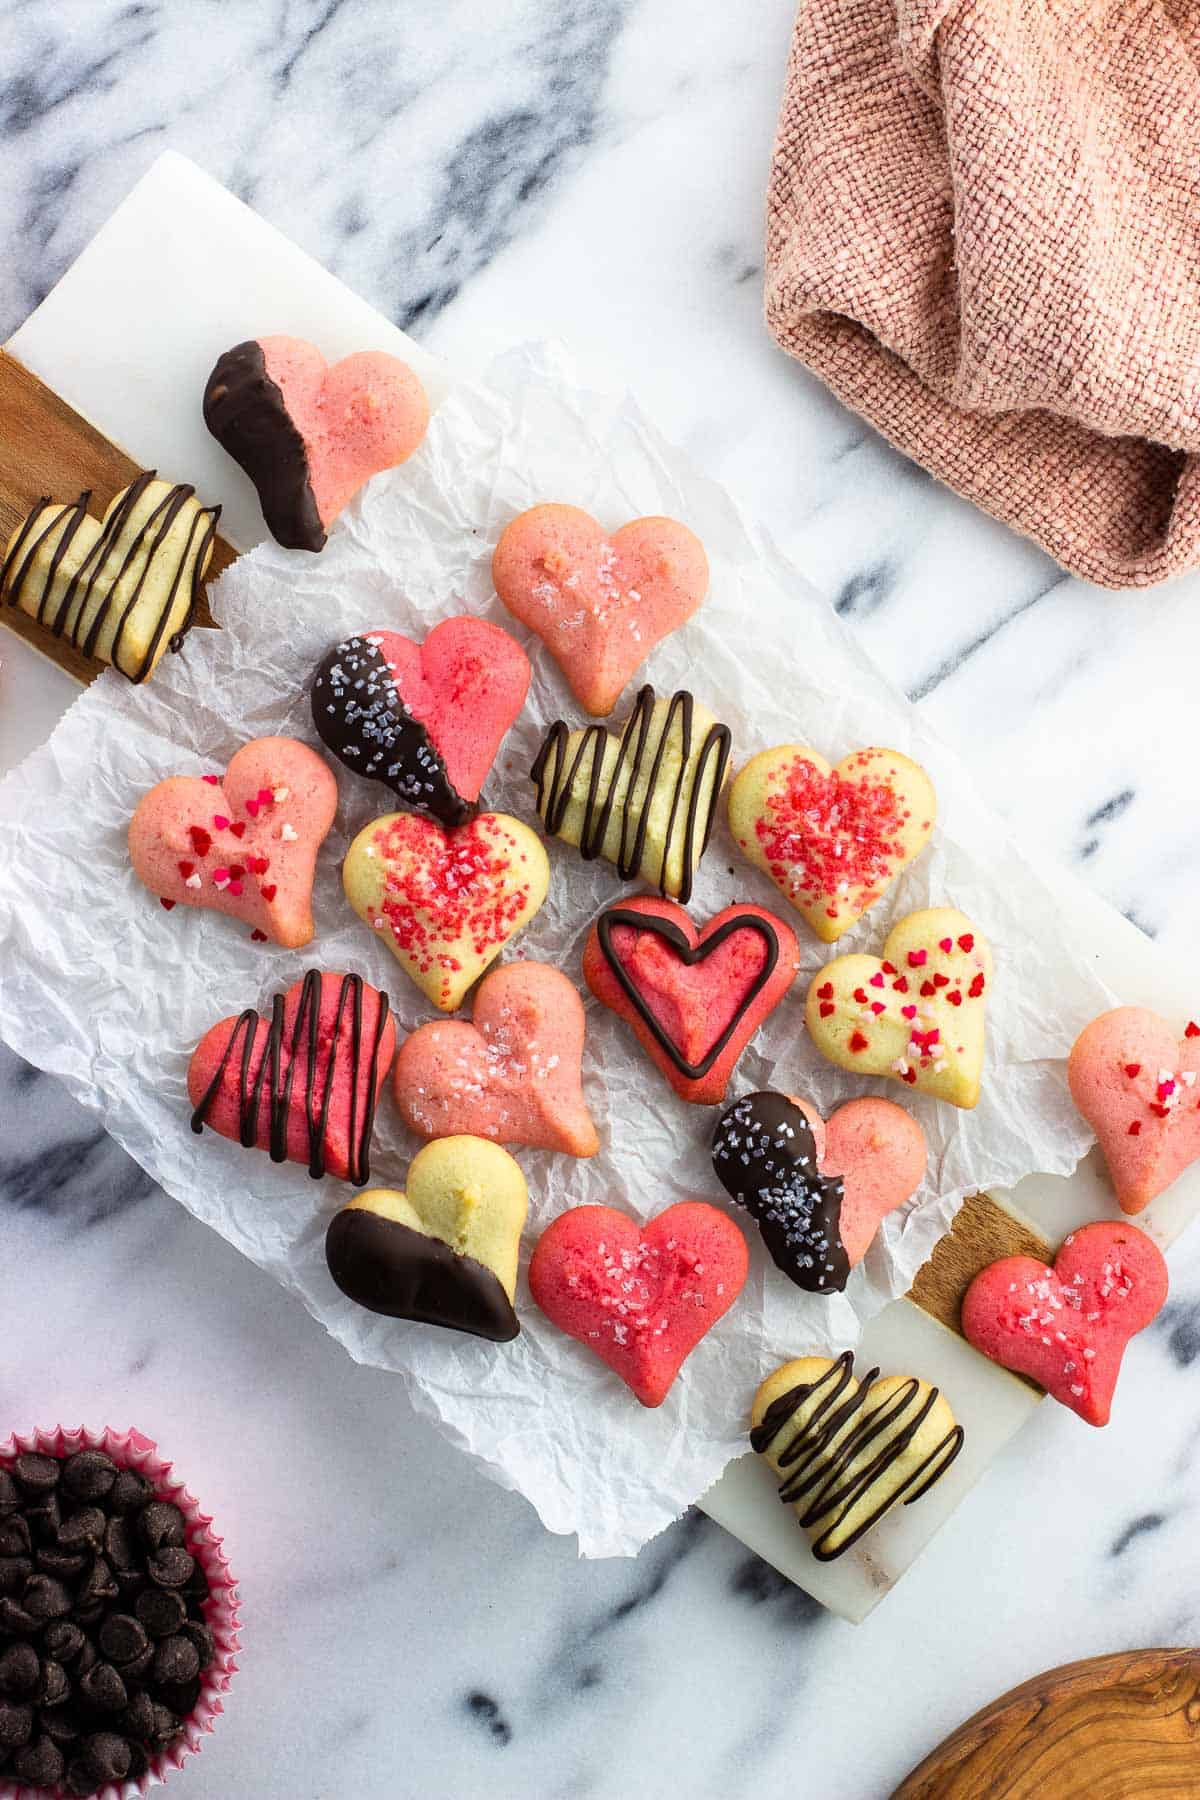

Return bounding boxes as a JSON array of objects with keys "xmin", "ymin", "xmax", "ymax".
[{"xmin": 0, "ymin": 345, "xmax": 1111, "ymax": 1555}]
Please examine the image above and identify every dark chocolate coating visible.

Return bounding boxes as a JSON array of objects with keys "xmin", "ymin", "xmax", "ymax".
[
  {"xmin": 203, "ymin": 341, "xmax": 324, "ymax": 551},
  {"xmin": 712, "ymin": 1092, "xmax": 850, "ymax": 1293},
  {"xmin": 325, "ymin": 1208, "xmax": 519, "ymax": 1342},
  {"xmin": 750, "ymin": 1352, "xmax": 964, "ymax": 1561},
  {"xmin": 0, "ymin": 472, "xmax": 219, "ymax": 683},
  {"xmin": 531, "ymin": 686, "xmax": 730, "ymax": 903},
  {"xmin": 596, "ymin": 906, "xmax": 780, "ymax": 1080},
  {"xmin": 310, "ymin": 634, "xmax": 469, "ymax": 824}
]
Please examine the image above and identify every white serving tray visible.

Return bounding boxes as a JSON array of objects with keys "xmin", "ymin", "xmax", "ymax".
[{"xmin": 5, "ymin": 153, "xmax": 1198, "ymax": 1623}]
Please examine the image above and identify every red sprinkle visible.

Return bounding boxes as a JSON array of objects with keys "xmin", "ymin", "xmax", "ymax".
[
  {"xmin": 870, "ymin": 1002, "xmax": 885, "ymax": 1015},
  {"xmin": 1150, "ymin": 1103, "xmax": 1170, "ymax": 1118},
  {"xmin": 227, "ymin": 880, "xmax": 244, "ymax": 897},
  {"xmin": 260, "ymin": 884, "xmax": 277, "ymax": 902},
  {"xmin": 817, "ymin": 981, "xmax": 834, "ymax": 1000},
  {"xmin": 375, "ymin": 814, "xmax": 534, "ymax": 973},
  {"xmin": 1128, "ymin": 1120, "xmax": 1141, "ymax": 1136},
  {"xmin": 819, "ymin": 1002, "xmax": 835, "ymax": 1019},
  {"xmin": 920, "ymin": 980, "xmax": 936, "ymax": 997},
  {"xmin": 901, "ymin": 1004, "xmax": 917, "ymax": 1019},
  {"xmin": 213, "ymin": 814, "xmax": 230, "ymax": 830},
  {"xmin": 907, "ymin": 949, "xmax": 927, "ymax": 967},
  {"xmin": 957, "ymin": 934, "xmax": 974, "ymax": 952},
  {"xmin": 188, "ymin": 826, "xmax": 212, "ymax": 857},
  {"xmin": 177, "ymin": 861, "xmax": 194, "ymax": 879},
  {"xmin": 932, "ymin": 973, "xmax": 949, "ymax": 988},
  {"xmin": 968, "ymin": 973, "xmax": 986, "ymax": 998},
  {"xmin": 881, "ymin": 961, "xmax": 897, "ymax": 975},
  {"xmin": 159, "ymin": 898, "xmax": 176, "ymax": 911},
  {"xmin": 229, "ymin": 822, "xmax": 247, "ymax": 839},
  {"xmin": 938, "ymin": 937, "xmax": 953, "ymax": 952},
  {"xmin": 245, "ymin": 799, "xmax": 260, "ymax": 818},
  {"xmin": 754, "ymin": 755, "xmax": 907, "ymax": 905},
  {"xmin": 901, "ymin": 1067, "xmax": 917, "ymax": 1085},
  {"xmin": 946, "ymin": 990, "xmax": 963, "ymax": 1007},
  {"xmin": 257, "ymin": 788, "xmax": 273, "ymax": 806},
  {"xmin": 202, "ymin": 774, "xmax": 220, "ymax": 786},
  {"xmin": 248, "ymin": 855, "xmax": 270, "ymax": 874},
  {"xmin": 892, "ymin": 976, "xmax": 909, "ymax": 993},
  {"xmin": 853, "ymin": 987, "xmax": 869, "ymax": 1005},
  {"xmin": 869, "ymin": 973, "xmax": 885, "ymax": 988},
  {"xmin": 1187, "ymin": 1022, "xmax": 1200, "ymax": 1039},
  {"xmin": 250, "ymin": 929, "xmax": 268, "ymax": 942},
  {"xmin": 849, "ymin": 1030, "xmax": 870, "ymax": 1053},
  {"xmin": 1124, "ymin": 1063, "xmax": 1141, "ymax": 1078}
]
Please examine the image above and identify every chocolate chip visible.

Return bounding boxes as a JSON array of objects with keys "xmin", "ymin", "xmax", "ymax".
[
  {"xmin": 0, "ymin": 1643, "xmax": 40, "ymax": 1697},
  {"xmin": 59, "ymin": 1507, "xmax": 107, "ymax": 1554},
  {"xmin": 121, "ymin": 1688, "xmax": 155, "ymax": 1740},
  {"xmin": 76, "ymin": 1555, "xmax": 118, "ymax": 1610},
  {"xmin": 37, "ymin": 1546, "xmax": 89, "ymax": 1581},
  {"xmin": 0, "ymin": 1598, "xmax": 38, "ymax": 1635},
  {"xmin": 22, "ymin": 1574, "xmax": 72, "ymax": 1622},
  {"xmin": 75, "ymin": 1638, "xmax": 98, "ymax": 1677},
  {"xmin": 152, "ymin": 1633, "xmax": 200, "ymax": 1688},
  {"xmin": 182, "ymin": 1619, "xmax": 215, "ymax": 1670},
  {"xmin": 138, "ymin": 1501, "xmax": 186, "ymax": 1553},
  {"xmin": 78, "ymin": 1661, "xmax": 126, "ymax": 1713},
  {"xmin": 0, "ymin": 1472, "xmax": 20, "ymax": 1515},
  {"xmin": 14, "ymin": 1731, "xmax": 65, "ymax": 1787},
  {"xmin": 146, "ymin": 1547, "xmax": 194, "ymax": 1589},
  {"xmin": 0, "ymin": 1557, "xmax": 32, "ymax": 1597},
  {"xmin": 67, "ymin": 1755, "xmax": 100, "ymax": 1796},
  {"xmin": 98, "ymin": 1614, "xmax": 148, "ymax": 1668},
  {"xmin": 107, "ymin": 1471, "xmax": 153, "ymax": 1515},
  {"xmin": 149, "ymin": 1700, "xmax": 180, "ymax": 1744},
  {"xmin": 61, "ymin": 1453, "xmax": 118, "ymax": 1503},
  {"xmin": 82, "ymin": 1727, "xmax": 131, "ymax": 1782},
  {"xmin": 12, "ymin": 1455, "xmax": 59, "ymax": 1496},
  {"xmin": 0, "ymin": 1699, "xmax": 33, "ymax": 1747},
  {"xmin": 42, "ymin": 1620, "xmax": 85, "ymax": 1663},
  {"xmin": 126, "ymin": 1738, "xmax": 149, "ymax": 1779},
  {"xmin": 0, "ymin": 1517, "xmax": 31, "ymax": 1558},
  {"xmin": 24, "ymin": 1494, "xmax": 61, "ymax": 1543},
  {"xmin": 136, "ymin": 1588, "xmax": 186, "ymax": 1638},
  {"xmin": 103, "ymin": 1515, "xmax": 137, "ymax": 1570},
  {"xmin": 157, "ymin": 1674, "xmax": 202, "ymax": 1718},
  {"xmin": 39, "ymin": 1659, "xmax": 70, "ymax": 1708},
  {"xmin": 40, "ymin": 1702, "xmax": 80, "ymax": 1746}
]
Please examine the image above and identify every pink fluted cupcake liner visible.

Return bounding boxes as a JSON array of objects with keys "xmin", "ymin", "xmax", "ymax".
[{"xmin": 0, "ymin": 1425, "xmax": 241, "ymax": 1800}]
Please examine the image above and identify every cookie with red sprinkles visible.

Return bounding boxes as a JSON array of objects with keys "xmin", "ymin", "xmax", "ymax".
[
  {"xmin": 1068, "ymin": 1006, "xmax": 1200, "ymax": 1214},
  {"xmin": 727, "ymin": 743, "xmax": 935, "ymax": 943},
  {"xmin": 805, "ymin": 906, "xmax": 992, "ymax": 1108},
  {"xmin": 128, "ymin": 737, "xmax": 337, "ymax": 948},
  {"xmin": 343, "ymin": 810, "xmax": 549, "ymax": 1011}
]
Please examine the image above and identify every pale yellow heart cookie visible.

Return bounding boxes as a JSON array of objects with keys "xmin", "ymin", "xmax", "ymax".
[
  {"xmin": 531, "ymin": 686, "xmax": 731, "ymax": 902},
  {"xmin": 751, "ymin": 1353, "xmax": 963, "ymax": 1560},
  {"xmin": 728, "ymin": 744, "xmax": 935, "ymax": 942},
  {"xmin": 343, "ymin": 810, "xmax": 549, "ymax": 1012},
  {"xmin": 325, "ymin": 1137, "xmax": 529, "ymax": 1341},
  {"xmin": 805, "ymin": 906, "xmax": 992, "ymax": 1108}
]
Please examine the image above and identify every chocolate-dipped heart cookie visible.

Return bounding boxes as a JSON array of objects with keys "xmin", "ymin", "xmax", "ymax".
[
  {"xmin": 712, "ymin": 1092, "xmax": 926, "ymax": 1293},
  {"xmin": 324, "ymin": 1137, "xmax": 528, "ymax": 1341},
  {"xmin": 310, "ymin": 620, "xmax": 530, "ymax": 825}
]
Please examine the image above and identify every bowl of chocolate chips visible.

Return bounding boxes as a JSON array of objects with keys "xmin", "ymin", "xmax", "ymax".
[{"xmin": 0, "ymin": 1428, "xmax": 239, "ymax": 1798}]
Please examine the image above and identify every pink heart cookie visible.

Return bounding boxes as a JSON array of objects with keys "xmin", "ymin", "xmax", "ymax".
[
  {"xmin": 129, "ymin": 737, "xmax": 337, "ymax": 948},
  {"xmin": 1069, "ymin": 1006, "xmax": 1200, "ymax": 1214},
  {"xmin": 492, "ymin": 504, "xmax": 709, "ymax": 715},
  {"xmin": 712, "ymin": 1092, "xmax": 925, "ymax": 1292},
  {"xmin": 529, "ymin": 1201, "xmax": 748, "ymax": 1407},
  {"xmin": 204, "ymin": 336, "xmax": 430, "ymax": 550},
  {"xmin": 393, "ymin": 962, "xmax": 599, "ymax": 1157},
  {"xmin": 961, "ymin": 1221, "xmax": 1168, "ymax": 1425}
]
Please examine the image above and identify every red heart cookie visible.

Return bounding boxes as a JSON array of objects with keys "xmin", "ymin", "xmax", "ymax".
[
  {"xmin": 1068, "ymin": 1006, "xmax": 1200, "ymax": 1214},
  {"xmin": 583, "ymin": 896, "xmax": 800, "ymax": 1106},
  {"xmin": 129, "ymin": 737, "xmax": 338, "ymax": 948},
  {"xmin": 393, "ymin": 962, "xmax": 600, "ymax": 1157},
  {"xmin": 204, "ymin": 336, "xmax": 430, "ymax": 551},
  {"xmin": 712, "ymin": 1092, "xmax": 925, "ymax": 1292},
  {"xmin": 961, "ymin": 1221, "xmax": 1168, "ymax": 1425},
  {"xmin": 187, "ymin": 970, "xmax": 396, "ymax": 1184},
  {"xmin": 310, "ymin": 618, "xmax": 530, "ymax": 825},
  {"xmin": 492, "ymin": 504, "xmax": 709, "ymax": 716},
  {"xmin": 528, "ymin": 1201, "xmax": 748, "ymax": 1406}
]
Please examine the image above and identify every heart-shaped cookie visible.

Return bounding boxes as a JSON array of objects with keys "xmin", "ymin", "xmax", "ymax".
[
  {"xmin": 187, "ymin": 970, "xmax": 396, "ymax": 1183},
  {"xmin": 751, "ymin": 1353, "xmax": 963, "ymax": 1559},
  {"xmin": 531, "ymin": 686, "xmax": 731, "ymax": 903},
  {"xmin": 129, "ymin": 736, "xmax": 338, "ymax": 948},
  {"xmin": 3, "ymin": 473, "xmax": 219, "ymax": 683},
  {"xmin": 528, "ymin": 1201, "xmax": 748, "ymax": 1406},
  {"xmin": 1068, "ymin": 1006, "xmax": 1200, "ymax": 1214},
  {"xmin": 343, "ymin": 811, "xmax": 549, "ymax": 1012},
  {"xmin": 961, "ymin": 1221, "xmax": 1168, "ymax": 1425},
  {"xmin": 324, "ymin": 1137, "xmax": 529, "ymax": 1341},
  {"xmin": 204, "ymin": 337, "xmax": 429, "ymax": 550},
  {"xmin": 805, "ymin": 907, "xmax": 993, "ymax": 1108},
  {"xmin": 493, "ymin": 504, "xmax": 709, "ymax": 716},
  {"xmin": 310, "ymin": 618, "xmax": 530, "ymax": 825},
  {"xmin": 393, "ymin": 962, "xmax": 599, "ymax": 1157},
  {"xmin": 712, "ymin": 1092, "xmax": 926, "ymax": 1292},
  {"xmin": 728, "ymin": 745, "xmax": 936, "ymax": 942},
  {"xmin": 582, "ymin": 896, "xmax": 799, "ymax": 1106}
]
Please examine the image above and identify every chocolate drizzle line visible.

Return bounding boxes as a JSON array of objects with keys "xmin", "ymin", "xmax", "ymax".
[
  {"xmin": 597, "ymin": 907, "xmax": 780, "ymax": 1080},
  {"xmin": 310, "ymin": 634, "xmax": 469, "ymax": 825},
  {"xmin": 530, "ymin": 685, "xmax": 731, "ymax": 902},
  {"xmin": 712, "ymin": 1092, "xmax": 850, "ymax": 1293},
  {"xmin": 750, "ymin": 1351, "xmax": 965, "ymax": 1561},
  {"xmin": 1, "ymin": 472, "xmax": 219, "ymax": 683},
  {"xmin": 190, "ymin": 971, "xmax": 391, "ymax": 1185},
  {"xmin": 203, "ymin": 340, "xmax": 324, "ymax": 551}
]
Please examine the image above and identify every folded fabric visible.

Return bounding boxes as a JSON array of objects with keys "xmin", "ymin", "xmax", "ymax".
[{"xmin": 766, "ymin": 0, "xmax": 1200, "ymax": 588}]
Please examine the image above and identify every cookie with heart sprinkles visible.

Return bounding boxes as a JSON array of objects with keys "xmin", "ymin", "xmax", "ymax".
[
  {"xmin": 310, "ymin": 619, "xmax": 530, "ymax": 826},
  {"xmin": 1068, "ymin": 1006, "xmax": 1200, "ymax": 1214}
]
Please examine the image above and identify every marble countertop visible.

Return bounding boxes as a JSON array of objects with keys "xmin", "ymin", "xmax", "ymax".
[{"xmin": 4, "ymin": 3, "xmax": 1200, "ymax": 1796}]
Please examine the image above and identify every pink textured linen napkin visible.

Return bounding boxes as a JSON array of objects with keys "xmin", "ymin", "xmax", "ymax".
[{"xmin": 766, "ymin": 0, "xmax": 1200, "ymax": 587}]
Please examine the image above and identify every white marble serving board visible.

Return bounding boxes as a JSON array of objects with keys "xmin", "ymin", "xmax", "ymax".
[{"xmin": 5, "ymin": 152, "xmax": 1199, "ymax": 1625}]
